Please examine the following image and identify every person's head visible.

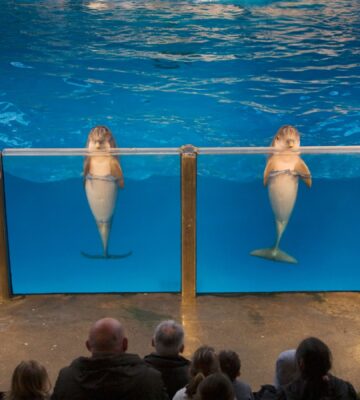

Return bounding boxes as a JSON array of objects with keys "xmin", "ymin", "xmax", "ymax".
[
  {"xmin": 195, "ymin": 373, "xmax": 234, "ymax": 400},
  {"xmin": 296, "ymin": 337, "xmax": 332, "ymax": 380},
  {"xmin": 274, "ymin": 349, "xmax": 298, "ymax": 388},
  {"xmin": 86, "ymin": 317, "xmax": 128, "ymax": 356},
  {"xmin": 153, "ymin": 320, "xmax": 185, "ymax": 356},
  {"xmin": 8, "ymin": 360, "xmax": 51, "ymax": 400},
  {"xmin": 190, "ymin": 346, "xmax": 219, "ymax": 378},
  {"xmin": 186, "ymin": 346, "xmax": 220, "ymax": 398},
  {"xmin": 218, "ymin": 350, "xmax": 241, "ymax": 382}
]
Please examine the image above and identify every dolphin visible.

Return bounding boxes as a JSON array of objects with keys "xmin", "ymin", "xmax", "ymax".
[
  {"xmin": 251, "ymin": 125, "xmax": 312, "ymax": 264},
  {"xmin": 83, "ymin": 126, "xmax": 127, "ymax": 259}
]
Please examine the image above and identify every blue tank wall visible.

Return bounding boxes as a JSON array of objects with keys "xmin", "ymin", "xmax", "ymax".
[{"xmin": 3, "ymin": 156, "xmax": 181, "ymax": 294}]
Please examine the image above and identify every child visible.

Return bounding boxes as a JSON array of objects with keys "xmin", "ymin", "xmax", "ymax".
[
  {"xmin": 219, "ymin": 350, "xmax": 254, "ymax": 400},
  {"xmin": 196, "ymin": 372, "xmax": 234, "ymax": 400},
  {"xmin": 5, "ymin": 360, "xmax": 51, "ymax": 400},
  {"xmin": 173, "ymin": 346, "xmax": 219, "ymax": 400}
]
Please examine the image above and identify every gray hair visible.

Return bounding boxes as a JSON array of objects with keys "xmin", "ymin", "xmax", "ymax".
[
  {"xmin": 153, "ymin": 320, "xmax": 184, "ymax": 356},
  {"xmin": 274, "ymin": 349, "xmax": 298, "ymax": 388}
]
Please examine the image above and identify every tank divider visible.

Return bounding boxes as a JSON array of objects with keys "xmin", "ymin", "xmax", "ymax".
[
  {"xmin": 0, "ymin": 153, "xmax": 11, "ymax": 301},
  {"xmin": 181, "ymin": 145, "xmax": 197, "ymax": 303}
]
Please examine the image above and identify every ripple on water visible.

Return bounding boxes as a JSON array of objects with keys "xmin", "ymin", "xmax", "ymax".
[
  {"xmin": 0, "ymin": 0, "xmax": 359, "ymax": 182},
  {"xmin": 63, "ymin": 77, "xmax": 92, "ymax": 89},
  {"xmin": 10, "ymin": 61, "xmax": 34, "ymax": 69},
  {"xmin": 0, "ymin": 102, "xmax": 29, "ymax": 127}
]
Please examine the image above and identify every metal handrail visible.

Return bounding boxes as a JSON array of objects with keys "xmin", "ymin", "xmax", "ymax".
[{"xmin": 3, "ymin": 145, "xmax": 360, "ymax": 157}]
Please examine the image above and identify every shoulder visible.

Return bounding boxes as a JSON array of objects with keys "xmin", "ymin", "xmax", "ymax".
[
  {"xmin": 233, "ymin": 379, "xmax": 253, "ymax": 396},
  {"xmin": 276, "ymin": 378, "xmax": 304, "ymax": 400},
  {"xmin": 328, "ymin": 374, "xmax": 357, "ymax": 399},
  {"xmin": 254, "ymin": 384, "xmax": 279, "ymax": 400},
  {"xmin": 144, "ymin": 352, "xmax": 160, "ymax": 364},
  {"xmin": 52, "ymin": 359, "xmax": 82, "ymax": 389},
  {"xmin": 173, "ymin": 387, "xmax": 187, "ymax": 400},
  {"xmin": 177, "ymin": 355, "xmax": 191, "ymax": 364},
  {"xmin": 144, "ymin": 353, "xmax": 190, "ymax": 367},
  {"xmin": 234, "ymin": 379, "xmax": 252, "ymax": 389},
  {"xmin": 57, "ymin": 357, "xmax": 86, "ymax": 374},
  {"xmin": 127, "ymin": 355, "xmax": 164, "ymax": 381}
]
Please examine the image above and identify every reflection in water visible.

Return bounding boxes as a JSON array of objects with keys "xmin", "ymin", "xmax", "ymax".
[{"xmin": 87, "ymin": 1, "xmax": 115, "ymax": 11}]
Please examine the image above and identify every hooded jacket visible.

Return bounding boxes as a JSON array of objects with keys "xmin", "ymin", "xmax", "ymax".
[
  {"xmin": 144, "ymin": 353, "xmax": 190, "ymax": 399},
  {"xmin": 51, "ymin": 353, "xmax": 168, "ymax": 400}
]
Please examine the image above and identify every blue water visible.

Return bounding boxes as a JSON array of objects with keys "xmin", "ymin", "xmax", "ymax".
[
  {"xmin": 0, "ymin": 0, "xmax": 359, "ymax": 181},
  {"xmin": 1, "ymin": 0, "xmax": 360, "ymax": 293},
  {"xmin": 197, "ymin": 154, "xmax": 360, "ymax": 293},
  {"xmin": 3, "ymin": 153, "xmax": 360, "ymax": 294},
  {"xmin": 3, "ymin": 156, "xmax": 181, "ymax": 294}
]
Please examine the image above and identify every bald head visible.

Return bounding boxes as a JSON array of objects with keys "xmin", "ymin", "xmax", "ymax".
[{"xmin": 86, "ymin": 318, "xmax": 128, "ymax": 356}]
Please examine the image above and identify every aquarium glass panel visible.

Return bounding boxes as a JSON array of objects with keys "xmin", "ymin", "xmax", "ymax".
[
  {"xmin": 197, "ymin": 153, "xmax": 360, "ymax": 293},
  {"xmin": 3, "ymin": 153, "xmax": 180, "ymax": 294}
]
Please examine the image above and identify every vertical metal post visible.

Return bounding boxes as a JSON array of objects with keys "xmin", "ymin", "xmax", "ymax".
[
  {"xmin": 0, "ymin": 153, "xmax": 11, "ymax": 300},
  {"xmin": 181, "ymin": 145, "xmax": 197, "ymax": 303}
]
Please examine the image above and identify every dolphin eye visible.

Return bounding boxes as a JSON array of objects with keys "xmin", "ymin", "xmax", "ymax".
[{"xmin": 276, "ymin": 136, "xmax": 280, "ymax": 141}]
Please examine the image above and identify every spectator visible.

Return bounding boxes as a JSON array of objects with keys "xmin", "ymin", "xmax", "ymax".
[
  {"xmin": 254, "ymin": 349, "xmax": 297, "ymax": 400},
  {"xmin": 173, "ymin": 345, "xmax": 219, "ymax": 400},
  {"xmin": 195, "ymin": 372, "xmax": 235, "ymax": 400},
  {"xmin": 51, "ymin": 317, "xmax": 168, "ymax": 400},
  {"xmin": 278, "ymin": 337, "xmax": 357, "ymax": 400},
  {"xmin": 219, "ymin": 350, "xmax": 254, "ymax": 400},
  {"xmin": 144, "ymin": 320, "xmax": 190, "ymax": 399},
  {"xmin": 274, "ymin": 349, "xmax": 297, "ymax": 389},
  {"xmin": 4, "ymin": 360, "xmax": 51, "ymax": 400}
]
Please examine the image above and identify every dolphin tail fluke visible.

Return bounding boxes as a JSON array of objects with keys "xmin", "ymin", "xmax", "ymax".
[
  {"xmin": 81, "ymin": 251, "xmax": 133, "ymax": 260},
  {"xmin": 97, "ymin": 221, "xmax": 111, "ymax": 257},
  {"xmin": 250, "ymin": 248, "xmax": 297, "ymax": 264}
]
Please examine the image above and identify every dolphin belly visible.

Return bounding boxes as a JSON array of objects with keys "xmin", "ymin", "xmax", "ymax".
[
  {"xmin": 268, "ymin": 172, "xmax": 298, "ymax": 224},
  {"xmin": 250, "ymin": 171, "xmax": 299, "ymax": 264},
  {"xmin": 85, "ymin": 174, "xmax": 118, "ymax": 223},
  {"xmin": 85, "ymin": 174, "xmax": 118, "ymax": 256}
]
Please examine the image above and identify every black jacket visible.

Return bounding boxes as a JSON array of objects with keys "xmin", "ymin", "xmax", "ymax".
[
  {"xmin": 144, "ymin": 353, "xmax": 190, "ymax": 399},
  {"xmin": 278, "ymin": 374, "xmax": 357, "ymax": 400},
  {"xmin": 51, "ymin": 353, "xmax": 169, "ymax": 400},
  {"xmin": 254, "ymin": 384, "xmax": 278, "ymax": 400}
]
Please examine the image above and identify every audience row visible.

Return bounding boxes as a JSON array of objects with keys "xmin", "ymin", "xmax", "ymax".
[{"xmin": 0, "ymin": 318, "xmax": 357, "ymax": 400}]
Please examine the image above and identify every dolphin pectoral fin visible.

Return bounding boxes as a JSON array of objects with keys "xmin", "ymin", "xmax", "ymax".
[
  {"xmin": 111, "ymin": 158, "xmax": 124, "ymax": 188},
  {"xmin": 81, "ymin": 251, "xmax": 133, "ymax": 260},
  {"xmin": 296, "ymin": 159, "xmax": 312, "ymax": 187},
  {"xmin": 83, "ymin": 157, "xmax": 90, "ymax": 185},
  {"xmin": 250, "ymin": 248, "xmax": 298, "ymax": 264},
  {"xmin": 263, "ymin": 158, "xmax": 275, "ymax": 186}
]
